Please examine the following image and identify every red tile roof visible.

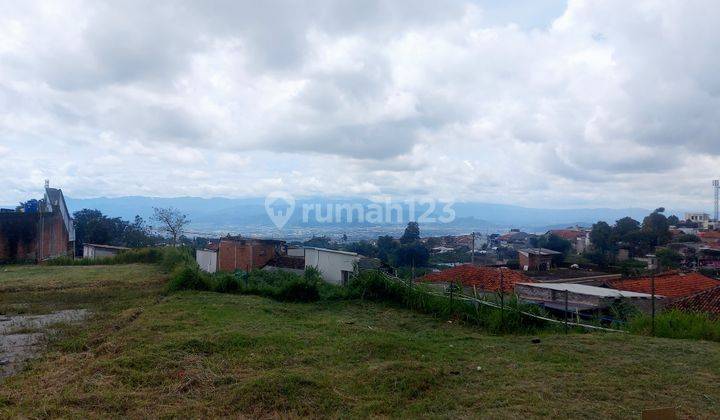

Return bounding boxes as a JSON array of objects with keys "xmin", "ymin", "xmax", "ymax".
[
  {"xmin": 421, "ymin": 264, "xmax": 533, "ymax": 293},
  {"xmin": 548, "ymin": 229, "xmax": 586, "ymax": 240},
  {"xmin": 666, "ymin": 286, "xmax": 720, "ymax": 318},
  {"xmin": 608, "ymin": 272, "xmax": 720, "ymax": 299}
]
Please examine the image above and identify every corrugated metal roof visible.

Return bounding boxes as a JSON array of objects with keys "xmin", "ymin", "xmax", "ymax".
[{"xmin": 516, "ymin": 282, "xmax": 660, "ymax": 299}]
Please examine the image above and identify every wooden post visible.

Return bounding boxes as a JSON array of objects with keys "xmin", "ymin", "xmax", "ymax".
[
  {"xmin": 499, "ymin": 269, "xmax": 505, "ymax": 331},
  {"xmin": 651, "ymin": 271, "xmax": 656, "ymax": 336}
]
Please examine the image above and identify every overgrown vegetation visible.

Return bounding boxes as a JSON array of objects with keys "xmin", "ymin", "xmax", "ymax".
[{"xmin": 629, "ymin": 309, "xmax": 720, "ymax": 341}]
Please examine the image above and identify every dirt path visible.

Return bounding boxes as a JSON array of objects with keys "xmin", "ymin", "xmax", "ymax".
[{"xmin": 0, "ymin": 310, "xmax": 88, "ymax": 379}]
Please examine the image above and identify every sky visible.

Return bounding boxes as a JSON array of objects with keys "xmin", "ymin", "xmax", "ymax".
[{"xmin": 1, "ymin": 0, "xmax": 719, "ymax": 211}]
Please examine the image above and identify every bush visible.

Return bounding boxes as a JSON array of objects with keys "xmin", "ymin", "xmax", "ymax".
[
  {"xmin": 628, "ymin": 309, "xmax": 720, "ymax": 342},
  {"xmin": 168, "ymin": 263, "xmax": 211, "ymax": 292},
  {"xmin": 275, "ymin": 278, "xmax": 320, "ymax": 302},
  {"xmin": 45, "ymin": 247, "xmax": 168, "ymax": 266}
]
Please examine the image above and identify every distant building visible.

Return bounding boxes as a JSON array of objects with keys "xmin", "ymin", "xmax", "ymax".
[
  {"xmin": 685, "ymin": 212, "xmax": 710, "ymax": 229},
  {"xmin": 0, "ymin": 183, "xmax": 75, "ymax": 262},
  {"xmin": 607, "ymin": 271, "xmax": 720, "ymax": 300},
  {"xmin": 515, "ymin": 282, "xmax": 660, "ymax": 314},
  {"xmin": 518, "ymin": 248, "xmax": 561, "ymax": 271},
  {"xmin": 421, "ymin": 264, "xmax": 534, "ymax": 293},
  {"xmin": 83, "ymin": 243, "xmax": 129, "ymax": 259},
  {"xmin": 547, "ymin": 228, "xmax": 591, "ymax": 254}
]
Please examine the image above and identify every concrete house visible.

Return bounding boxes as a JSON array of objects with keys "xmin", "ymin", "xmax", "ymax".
[
  {"xmin": 83, "ymin": 243, "xmax": 129, "ymax": 259},
  {"xmin": 518, "ymin": 248, "xmax": 561, "ymax": 271},
  {"xmin": 302, "ymin": 247, "xmax": 360, "ymax": 285}
]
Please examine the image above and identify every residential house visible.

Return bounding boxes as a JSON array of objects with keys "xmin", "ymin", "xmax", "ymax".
[
  {"xmin": 421, "ymin": 264, "xmax": 534, "ymax": 293},
  {"xmin": 548, "ymin": 228, "xmax": 590, "ymax": 254},
  {"xmin": 518, "ymin": 248, "xmax": 561, "ymax": 271},
  {"xmin": 0, "ymin": 183, "xmax": 75, "ymax": 262},
  {"xmin": 607, "ymin": 271, "xmax": 720, "ymax": 300},
  {"xmin": 666, "ymin": 286, "xmax": 720, "ymax": 318},
  {"xmin": 83, "ymin": 243, "xmax": 129, "ymax": 259},
  {"xmin": 515, "ymin": 282, "xmax": 660, "ymax": 314},
  {"xmin": 302, "ymin": 247, "xmax": 360, "ymax": 285}
]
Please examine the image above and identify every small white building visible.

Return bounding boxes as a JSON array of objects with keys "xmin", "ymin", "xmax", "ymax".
[
  {"xmin": 302, "ymin": 247, "xmax": 360, "ymax": 285},
  {"xmin": 196, "ymin": 249, "xmax": 218, "ymax": 273},
  {"xmin": 83, "ymin": 243, "xmax": 129, "ymax": 259}
]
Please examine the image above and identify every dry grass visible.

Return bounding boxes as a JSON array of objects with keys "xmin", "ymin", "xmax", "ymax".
[{"xmin": 0, "ymin": 264, "xmax": 719, "ymax": 418}]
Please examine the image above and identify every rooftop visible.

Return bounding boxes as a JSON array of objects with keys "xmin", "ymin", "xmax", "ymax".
[
  {"xmin": 518, "ymin": 248, "xmax": 562, "ymax": 256},
  {"xmin": 667, "ymin": 286, "xmax": 720, "ymax": 318},
  {"xmin": 421, "ymin": 264, "xmax": 533, "ymax": 293},
  {"xmin": 84, "ymin": 243, "xmax": 130, "ymax": 250},
  {"xmin": 607, "ymin": 272, "xmax": 720, "ymax": 299},
  {"xmin": 516, "ymin": 282, "xmax": 657, "ymax": 299}
]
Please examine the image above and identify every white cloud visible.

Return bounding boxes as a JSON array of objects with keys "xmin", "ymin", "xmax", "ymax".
[{"xmin": 0, "ymin": 0, "xmax": 718, "ymax": 211}]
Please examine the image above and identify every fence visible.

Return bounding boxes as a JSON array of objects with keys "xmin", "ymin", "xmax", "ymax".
[{"xmin": 386, "ymin": 274, "xmax": 627, "ymax": 334}]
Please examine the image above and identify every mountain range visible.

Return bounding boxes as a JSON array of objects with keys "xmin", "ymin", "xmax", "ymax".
[{"xmin": 59, "ymin": 196, "xmax": 656, "ymax": 237}]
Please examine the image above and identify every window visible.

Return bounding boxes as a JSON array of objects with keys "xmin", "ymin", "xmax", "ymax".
[{"xmin": 341, "ymin": 270, "xmax": 351, "ymax": 286}]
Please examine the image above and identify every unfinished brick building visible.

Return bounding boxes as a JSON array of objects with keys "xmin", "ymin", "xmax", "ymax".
[
  {"xmin": 0, "ymin": 185, "xmax": 75, "ymax": 262},
  {"xmin": 217, "ymin": 237, "xmax": 285, "ymax": 272}
]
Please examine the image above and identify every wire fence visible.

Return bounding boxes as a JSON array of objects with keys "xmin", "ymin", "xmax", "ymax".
[{"xmin": 385, "ymin": 274, "xmax": 627, "ymax": 334}]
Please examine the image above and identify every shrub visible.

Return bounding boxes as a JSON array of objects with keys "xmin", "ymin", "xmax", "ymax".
[
  {"xmin": 168, "ymin": 263, "xmax": 211, "ymax": 292},
  {"xmin": 275, "ymin": 278, "xmax": 320, "ymax": 302},
  {"xmin": 212, "ymin": 273, "xmax": 241, "ymax": 293},
  {"xmin": 45, "ymin": 247, "xmax": 167, "ymax": 266},
  {"xmin": 628, "ymin": 309, "xmax": 720, "ymax": 342}
]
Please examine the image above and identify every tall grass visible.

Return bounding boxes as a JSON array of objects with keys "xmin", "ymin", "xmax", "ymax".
[
  {"xmin": 628, "ymin": 309, "xmax": 720, "ymax": 342},
  {"xmin": 45, "ymin": 247, "xmax": 168, "ymax": 266},
  {"xmin": 348, "ymin": 270, "xmax": 553, "ymax": 334}
]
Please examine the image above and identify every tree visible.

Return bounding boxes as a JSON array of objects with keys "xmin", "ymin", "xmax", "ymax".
[
  {"xmin": 673, "ymin": 233, "xmax": 701, "ymax": 243},
  {"xmin": 376, "ymin": 235, "xmax": 399, "ymax": 264},
  {"xmin": 124, "ymin": 216, "xmax": 158, "ymax": 248},
  {"xmin": 656, "ymin": 248, "xmax": 683, "ymax": 270},
  {"xmin": 152, "ymin": 207, "xmax": 189, "ymax": 246},
  {"xmin": 590, "ymin": 221, "xmax": 615, "ymax": 253},
  {"xmin": 303, "ymin": 236, "xmax": 334, "ymax": 249},
  {"xmin": 394, "ymin": 242, "xmax": 430, "ymax": 267},
  {"xmin": 667, "ymin": 215, "xmax": 680, "ymax": 226},
  {"xmin": 614, "ymin": 217, "xmax": 640, "ymax": 240},
  {"xmin": 530, "ymin": 233, "xmax": 571, "ymax": 264},
  {"xmin": 642, "ymin": 208, "xmax": 671, "ymax": 247},
  {"xmin": 400, "ymin": 222, "xmax": 420, "ymax": 244},
  {"xmin": 73, "ymin": 209, "xmax": 128, "ymax": 254},
  {"xmin": 343, "ymin": 240, "xmax": 378, "ymax": 258}
]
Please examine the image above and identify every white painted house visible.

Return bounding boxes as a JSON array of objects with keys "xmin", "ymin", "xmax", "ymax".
[{"xmin": 302, "ymin": 247, "xmax": 360, "ymax": 285}]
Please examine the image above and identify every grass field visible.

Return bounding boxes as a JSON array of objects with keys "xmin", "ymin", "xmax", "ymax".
[{"xmin": 1, "ymin": 264, "xmax": 719, "ymax": 418}]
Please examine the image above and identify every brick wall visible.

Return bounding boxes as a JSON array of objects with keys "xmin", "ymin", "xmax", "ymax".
[
  {"xmin": 217, "ymin": 239, "xmax": 279, "ymax": 272},
  {"xmin": 0, "ymin": 212, "xmax": 72, "ymax": 262}
]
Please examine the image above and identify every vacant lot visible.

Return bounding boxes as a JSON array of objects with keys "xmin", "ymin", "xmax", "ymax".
[{"xmin": 1, "ymin": 264, "xmax": 719, "ymax": 418}]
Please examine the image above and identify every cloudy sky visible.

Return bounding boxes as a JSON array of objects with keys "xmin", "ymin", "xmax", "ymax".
[{"xmin": 1, "ymin": 0, "xmax": 719, "ymax": 210}]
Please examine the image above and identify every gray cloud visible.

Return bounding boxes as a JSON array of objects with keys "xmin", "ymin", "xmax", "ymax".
[{"xmin": 1, "ymin": 0, "xmax": 719, "ymax": 211}]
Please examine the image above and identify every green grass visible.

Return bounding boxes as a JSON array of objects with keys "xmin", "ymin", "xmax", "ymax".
[{"xmin": 1, "ymin": 265, "xmax": 719, "ymax": 418}]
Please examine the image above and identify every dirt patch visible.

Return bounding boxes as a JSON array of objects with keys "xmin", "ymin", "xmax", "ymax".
[{"xmin": 0, "ymin": 309, "xmax": 88, "ymax": 378}]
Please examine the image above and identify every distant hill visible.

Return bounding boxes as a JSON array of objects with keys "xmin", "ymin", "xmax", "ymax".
[{"xmin": 65, "ymin": 196, "xmax": 652, "ymax": 236}]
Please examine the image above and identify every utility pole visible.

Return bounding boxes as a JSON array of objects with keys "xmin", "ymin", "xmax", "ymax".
[{"xmin": 471, "ymin": 232, "xmax": 475, "ymax": 265}]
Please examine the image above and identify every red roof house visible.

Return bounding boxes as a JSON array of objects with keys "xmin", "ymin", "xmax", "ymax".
[
  {"xmin": 607, "ymin": 272, "xmax": 720, "ymax": 299},
  {"xmin": 421, "ymin": 264, "xmax": 533, "ymax": 293},
  {"xmin": 666, "ymin": 286, "xmax": 720, "ymax": 318}
]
